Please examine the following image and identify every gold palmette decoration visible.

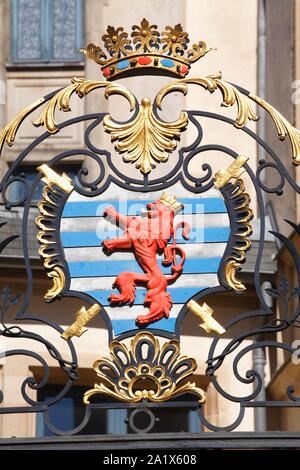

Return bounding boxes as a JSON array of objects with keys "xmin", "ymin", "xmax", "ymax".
[
  {"xmin": 35, "ymin": 165, "xmax": 74, "ymax": 300},
  {"xmin": 214, "ymin": 157, "xmax": 253, "ymax": 291},
  {"xmin": 103, "ymin": 97, "xmax": 188, "ymax": 174},
  {"xmin": 84, "ymin": 332, "xmax": 206, "ymax": 404}
]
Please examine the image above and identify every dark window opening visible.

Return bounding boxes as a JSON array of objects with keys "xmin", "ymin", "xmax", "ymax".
[{"xmin": 36, "ymin": 385, "xmax": 202, "ymax": 436}]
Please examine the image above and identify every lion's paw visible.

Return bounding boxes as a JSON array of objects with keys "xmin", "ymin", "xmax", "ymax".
[
  {"xmin": 102, "ymin": 240, "xmax": 114, "ymax": 255},
  {"xmin": 109, "ymin": 292, "xmax": 135, "ymax": 305},
  {"xmin": 136, "ymin": 311, "xmax": 168, "ymax": 326}
]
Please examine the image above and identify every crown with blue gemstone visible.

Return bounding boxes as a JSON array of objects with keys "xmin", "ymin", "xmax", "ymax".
[{"xmin": 80, "ymin": 19, "xmax": 213, "ymax": 81}]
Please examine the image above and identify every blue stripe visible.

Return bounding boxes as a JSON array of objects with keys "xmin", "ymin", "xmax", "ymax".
[
  {"xmin": 62, "ymin": 198, "xmax": 227, "ymax": 218},
  {"xmin": 67, "ymin": 257, "xmax": 221, "ymax": 277},
  {"xmin": 111, "ymin": 318, "xmax": 177, "ymax": 336},
  {"xmin": 61, "ymin": 227, "xmax": 230, "ymax": 248},
  {"xmin": 84, "ymin": 286, "xmax": 207, "ymax": 305}
]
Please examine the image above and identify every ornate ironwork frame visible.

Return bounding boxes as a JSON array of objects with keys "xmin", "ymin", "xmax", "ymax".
[{"xmin": 0, "ymin": 53, "xmax": 300, "ymax": 435}]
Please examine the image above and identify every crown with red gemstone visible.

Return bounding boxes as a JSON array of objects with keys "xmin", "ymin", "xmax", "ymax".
[{"xmin": 80, "ymin": 19, "xmax": 213, "ymax": 81}]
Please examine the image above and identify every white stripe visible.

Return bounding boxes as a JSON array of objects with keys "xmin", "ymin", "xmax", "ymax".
[
  {"xmin": 70, "ymin": 273, "xmax": 219, "ymax": 291},
  {"xmin": 60, "ymin": 213, "xmax": 230, "ymax": 233},
  {"xmin": 64, "ymin": 243, "xmax": 226, "ymax": 263},
  {"xmin": 105, "ymin": 304, "xmax": 183, "ymax": 320},
  {"xmin": 67, "ymin": 182, "xmax": 224, "ymax": 202}
]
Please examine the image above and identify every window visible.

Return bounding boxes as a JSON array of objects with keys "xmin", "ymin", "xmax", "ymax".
[
  {"xmin": 36, "ymin": 385, "xmax": 109, "ymax": 436},
  {"xmin": 36, "ymin": 385, "xmax": 202, "ymax": 436},
  {"xmin": 11, "ymin": 0, "xmax": 84, "ymax": 63}
]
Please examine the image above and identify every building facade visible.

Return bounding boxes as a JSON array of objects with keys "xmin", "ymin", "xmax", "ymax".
[{"xmin": 0, "ymin": 0, "xmax": 299, "ymax": 443}]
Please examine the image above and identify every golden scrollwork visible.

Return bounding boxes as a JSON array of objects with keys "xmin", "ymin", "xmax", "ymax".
[
  {"xmin": 43, "ymin": 267, "xmax": 66, "ymax": 301},
  {"xmin": 103, "ymin": 96, "xmax": 188, "ymax": 174},
  {"xmin": 2, "ymin": 69, "xmax": 300, "ymax": 169},
  {"xmin": 187, "ymin": 300, "xmax": 225, "ymax": 335},
  {"xmin": 156, "ymin": 72, "xmax": 259, "ymax": 128},
  {"xmin": 0, "ymin": 78, "xmax": 135, "ymax": 156},
  {"xmin": 214, "ymin": 159, "xmax": 253, "ymax": 292},
  {"xmin": 33, "ymin": 77, "xmax": 135, "ymax": 134},
  {"xmin": 0, "ymin": 97, "xmax": 45, "ymax": 155},
  {"xmin": 35, "ymin": 165, "xmax": 74, "ymax": 301},
  {"xmin": 224, "ymin": 259, "xmax": 248, "ymax": 292},
  {"xmin": 83, "ymin": 332, "xmax": 206, "ymax": 404},
  {"xmin": 156, "ymin": 73, "xmax": 300, "ymax": 165},
  {"xmin": 61, "ymin": 304, "xmax": 101, "ymax": 341},
  {"xmin": 249, "ymin": 93, "xmax": 300, "ymax": 165}
]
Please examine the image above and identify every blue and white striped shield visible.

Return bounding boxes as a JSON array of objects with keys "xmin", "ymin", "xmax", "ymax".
[{"xmin": 59, "ymin": 181, "xmax": 230, "ymax": 339}]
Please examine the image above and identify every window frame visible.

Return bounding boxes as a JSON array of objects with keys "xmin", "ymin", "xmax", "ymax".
[{"xmin": 11, "ymin": 0, "xmax": 84, "ymax": 64}]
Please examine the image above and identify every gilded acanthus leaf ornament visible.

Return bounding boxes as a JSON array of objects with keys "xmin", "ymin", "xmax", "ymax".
[
  {"xmin": 249, "ymin": 93, "xmax": 300, "ymax": 165},
  {"xmin": 156, "ymin": 72, "xmax": 259, "ymax": 128},
  {"xmin": 33, "ymin": 77, "xmax": 135, "ymax": 134},
  {"xmin": 156, "ymin": 72, "xmax": 300, "ymax": 165},
  {"xmin": 0, "ymin": 97, "xmax": 45, "ymax": 155},
  {"xmin": 103, "ymin": 97, "xmax": 188, "ymax": 174},
  {"xmin": 1, "ymin": 69, "xmax": 299, "ymax": 169},
  {"xmin": 0, "ymin": 77, "xmax": 135, "ymax": 155}
]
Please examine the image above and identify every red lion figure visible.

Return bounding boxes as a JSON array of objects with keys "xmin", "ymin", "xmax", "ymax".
[{"xmin": 102, "ymin": 192, "xmax": 191, "ymax": 326}]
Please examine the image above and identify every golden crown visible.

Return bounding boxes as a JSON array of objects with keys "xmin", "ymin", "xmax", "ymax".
[
  {"xmin": 80, "ymin": 19, "xmax": 213, "ymax": 81},
  {"xmin": 159, "ymin": 192, "xmax": 184, "ymax": 214}
]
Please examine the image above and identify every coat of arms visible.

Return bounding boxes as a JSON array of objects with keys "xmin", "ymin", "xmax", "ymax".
[
  {"xmin": 1, "ymin": 19, "xmax": 299, "ymax": 430},
  {"xmin": 31, "ymin": 21, "xmax": 255, "ymax": 405}
]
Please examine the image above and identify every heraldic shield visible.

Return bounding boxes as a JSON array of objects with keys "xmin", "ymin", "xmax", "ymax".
[
  {"xmin": 49, "ymin": 175, "xmax": 242, "ymax": 339},
  {"xmin": 2, "ymin": 18, "xmax": 300, "ymax": 430}
]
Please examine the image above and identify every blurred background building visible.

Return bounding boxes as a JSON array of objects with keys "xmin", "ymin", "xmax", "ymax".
[{"xmin": 0, "ymin": 0, "xmax": 299, "ymax": 439}]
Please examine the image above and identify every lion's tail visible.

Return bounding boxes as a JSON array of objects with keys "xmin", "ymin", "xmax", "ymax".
[
  {"xmin": 163, "ymin": 245, "xmax": 186, "ymax": 284},
  {"xmin": 163, "ymin": 221, "xmax": 190, "ymax": 285}
]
